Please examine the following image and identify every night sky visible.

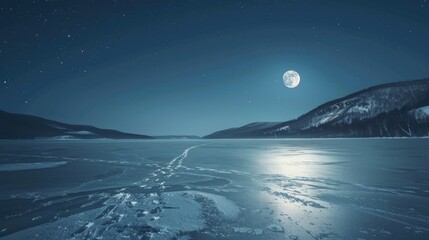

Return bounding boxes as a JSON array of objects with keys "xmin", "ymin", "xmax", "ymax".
[{"xmin": 1, "ymin": 0, "xmax": 429, "ymax": 136}]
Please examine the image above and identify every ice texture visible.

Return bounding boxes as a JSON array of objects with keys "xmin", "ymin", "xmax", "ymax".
[
  {"xmin": 0, "ymin": 161, "xmax": 67, "ymax": 171},
  {"xmin": 0, "ymin": 139, "xmax": 428, "ymax": 240}
]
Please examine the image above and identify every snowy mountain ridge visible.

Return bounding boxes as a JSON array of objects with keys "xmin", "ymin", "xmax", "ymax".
[
  {"xmin": 206, "ymin": 78, "xmax": 429, "ymax": 138},
  {"xmin": 276, "ymin": 79, "xmax": 429, "ymax": 131}
]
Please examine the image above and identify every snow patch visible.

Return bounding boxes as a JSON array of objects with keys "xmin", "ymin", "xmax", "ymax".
[
  {"xmin": 411, "ymin": 105, "xmax": 429, "ymax": 121},
  {"xmin": 67, "ymin": 131, "xmax": 96, "ymax": 135},
  {"xmin": 233, "ymin": 226, "xmax": 253, "ymax": 234},
  {"xmin": 267, "ymin": 224, "xmax": 284, "ymax": 232},
  {"xmin": 50, "ymin": 125, "xmax": 69, "ymax": 130},
  {"xmin": 275, "ymin": 125, "xmax": 290, "ymax": 132},
  {"xmin": 233, "ymin": 227, "xmax": 264, "ymax": 235},
  {"xmin": 419, "ymin": 106, "xmax": 429, "ymax": 114}
]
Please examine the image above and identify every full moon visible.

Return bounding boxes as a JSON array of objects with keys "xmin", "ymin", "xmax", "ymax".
[{"xmin": 283, "ymin": 70, "xmax": 300, "ymax": 88}]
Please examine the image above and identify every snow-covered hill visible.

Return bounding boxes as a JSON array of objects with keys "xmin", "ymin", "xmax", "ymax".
[
  {"xmin": 206, "ymin": 78, "xmax": 429, "ymax": 138},
  {"xmin": 0, "ymin": 110, "xmax": 153, "ymax": 139}
]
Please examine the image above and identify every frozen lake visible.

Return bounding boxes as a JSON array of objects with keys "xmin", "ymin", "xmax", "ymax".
[{"xmin": 0, "ymin": 139, "xmax": 428, "ymax": 240}]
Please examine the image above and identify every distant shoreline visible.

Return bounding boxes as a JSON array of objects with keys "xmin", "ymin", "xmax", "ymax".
[{"xmin": 1, "ymin": 136, "xmax": 428, "ymax": 141}]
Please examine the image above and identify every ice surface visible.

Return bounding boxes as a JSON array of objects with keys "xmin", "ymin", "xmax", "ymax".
[
  {"xmin": 186, "ymin": 191, "xmax": 240, "ymax": 219},
  {"xmin": 233, "ymin": 227, "xmax": 264, "ymax": 235},
  {"xmin": 267, "ymin": 224, "xmax": 284, "ymax": 232},
  {"xmin": 233, "ymin": 227, "xmax": 253, "ymax": 233},
  {"xmin": 0, "ymin": 139, "xmax": 428, "ymax": 240},
  {"xmin": 144, "ymin": 192, "xmax": 206, "ymax": 239},
  {"xmin": 0, "ymin": 161, "xmax": 67, "ymax": 171}
]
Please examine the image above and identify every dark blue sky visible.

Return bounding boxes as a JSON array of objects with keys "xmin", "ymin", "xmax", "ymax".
[{"xmin": 1, "ymin": 0, "xmax": 428, "ymax": 135}]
